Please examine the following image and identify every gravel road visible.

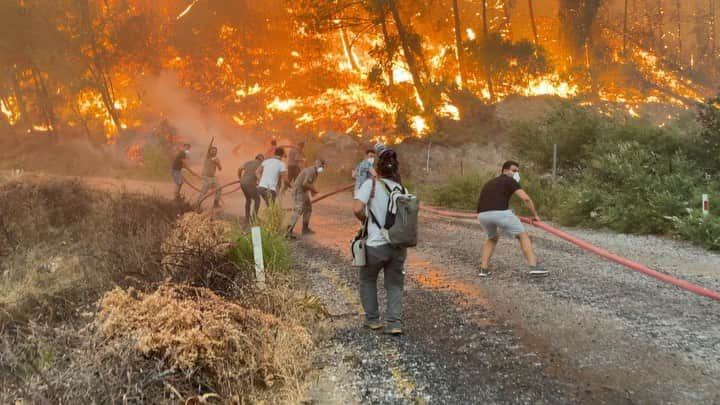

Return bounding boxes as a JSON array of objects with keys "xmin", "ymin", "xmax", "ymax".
[
  {"xmin": 297, "ymin": 193, "xmax": 720, "ymax": 404},
  {"xmin": 22, "ymin": 173, "xmax": 718, "ymax": 403}
]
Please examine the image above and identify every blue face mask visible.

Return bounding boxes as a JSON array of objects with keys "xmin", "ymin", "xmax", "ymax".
[
  {"xmin": 368, "ymin": 157, "xmax": 375, "ymax": 164},
  {"xmin": 513, "ymin": 172, "xmax": 520, "ymax": 183}
]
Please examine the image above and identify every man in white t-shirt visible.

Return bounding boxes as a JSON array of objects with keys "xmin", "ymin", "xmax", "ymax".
[
  {"xmin": 352, "ymin": 148, "xmax": 406, "ymax": 335},
  {"xmin": 256, "ymin": 147, "xmax": 288, "ymax": 206}
]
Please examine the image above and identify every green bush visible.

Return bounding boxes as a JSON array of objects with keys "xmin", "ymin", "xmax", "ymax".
[
  {"xmin": 672, "ymin": 211, "xmax": 720, "ymax": 251},
  {"xmin": 424, "ymin": 170, "xmax": 562, "ymax": 217},
  {"xmin": 556, "ymin": 142, "xmax": 709, "ymax": 234},
  {"xmin": 228, "ymin": 203, "xmax": 291, "ymax": 274},
  {"xmin": 509, "ymin": 103, "xmax": 604, "ymax": 171},
  {"xmin": 424, "ymin": 172, "xmax": 493, "ymax": 211}
]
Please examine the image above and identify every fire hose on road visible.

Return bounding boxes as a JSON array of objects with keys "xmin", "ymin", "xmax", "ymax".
[
  {"xmin": 186, "ymin": 178, "xmax": 720, "ymax": 301},
  {"xmin": 420, "ymin": 205, "xmax": 720, "ymax": 301}
]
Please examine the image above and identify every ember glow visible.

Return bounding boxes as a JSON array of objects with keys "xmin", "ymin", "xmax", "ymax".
[{"xmin": 3, "ymin": 0, "xmax": 718, "ymax": 149}]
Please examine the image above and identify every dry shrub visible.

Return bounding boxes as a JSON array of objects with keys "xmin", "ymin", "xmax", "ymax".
[
  {"xmin": 160, "ymin": 211, "xmax": 238, "ymax": 287},
  {"xmin": 0, "ymin": 177, "xmax": 186, "ymax": 323},
  {"xmin": 96, "ymin": 283, "xmax": 313, "ymax": 400}
]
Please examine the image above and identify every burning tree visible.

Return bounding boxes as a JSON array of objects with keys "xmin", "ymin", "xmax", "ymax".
[{"xmin": 0, "ymin": 0, "xmax": 717, "ymax": 148}]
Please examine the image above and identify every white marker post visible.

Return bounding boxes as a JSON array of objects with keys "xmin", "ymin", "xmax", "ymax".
[
  {"xmin": 251, "ymin": 226, "xmax": 266, "ymax": 289},
  {"xmin": 702, "ymin": 194, "xmax": 710, "ymax": 217}
]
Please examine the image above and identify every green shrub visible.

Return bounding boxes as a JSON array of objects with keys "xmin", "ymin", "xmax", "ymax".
[
  {"xmin": 556, "ymin": 142, "xmax": 709, "ymax": 234},
  {"xmin": 229, "ymin": 203, "xmax": 291, "ymax": 274},
  {"xmin": 672, "ymin": 211, "xmax": 720, "ymax": 251},
  {"xmin": 424, "ymin": 170, "xmax": 563, "ymax": 217},
  {"xmin": 424, "ymin": 172, "xmax": 493, "ymax": 211},
  {"xmin": 509, "ymin": 102, "xmax": 604, "ymax": 171}
]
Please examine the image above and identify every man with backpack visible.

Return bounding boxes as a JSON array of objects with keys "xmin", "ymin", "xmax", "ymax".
[
  {"xmin": 476, "ymin": 160, "xmax": 548, "ymax": 277},
  {"xmin": 353, "ymin": 148, "xmax": 418, "ymax": 335},
  {"xmin": 286, "ymin": 159, "xmax": 325, "ymax": 238}
]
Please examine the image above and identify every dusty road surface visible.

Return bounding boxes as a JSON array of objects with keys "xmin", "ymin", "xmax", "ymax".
[
  {"xmin": 16, "ymin": 173, "xmax": 719, "ymax": 404},
  {"xmin": 293, "ymin": 191, "xmax": 720, "ymax": 404}
]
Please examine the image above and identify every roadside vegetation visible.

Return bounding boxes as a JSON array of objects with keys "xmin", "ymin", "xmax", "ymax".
[
  {"xmin": 0, "ymin": 176, "xmax": 322, "ymax": 403},
  {"xmin": 425, "ymin": 97, "xmax": 720, "ymax": 250}
]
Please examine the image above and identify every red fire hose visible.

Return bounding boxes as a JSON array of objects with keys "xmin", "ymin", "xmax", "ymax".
[
  {"xmin": 196, "ymin": 180, "xmax": 243, "ymax": 205},
  {"xmin": 421, "ymin": 205, "xmax": 720, "ymax": 301}
]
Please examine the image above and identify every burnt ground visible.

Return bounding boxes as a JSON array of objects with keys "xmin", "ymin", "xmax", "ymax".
[{"xmin": 297, "ymin": 195, "xmax": 720, "ymax": 405}]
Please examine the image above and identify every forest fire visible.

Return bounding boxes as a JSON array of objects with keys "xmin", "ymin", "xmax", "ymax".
[{"xmin": 2, "ymin": 0, "xmax": 718, "ymax": 149}]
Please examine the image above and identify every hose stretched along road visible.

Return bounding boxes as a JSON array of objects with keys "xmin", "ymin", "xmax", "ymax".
[
  {"xmin": 421, "ymin": 205, "xmax": 720, "ymax": 301},
  {"xmin": 186, "ymin": 177, "xmax": 720, "ymax": 301}
]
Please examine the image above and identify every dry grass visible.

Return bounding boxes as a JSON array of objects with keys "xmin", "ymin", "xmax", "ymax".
[
  {"xmin": 161, "ymin": 211, "xmax": 237, "ymax": 287},
  {"xmin": 97, "ymin": 283, "xmax": 313, "ymax": 400},
  {"xmin": 0, "ymin": 177, "xmax": 185, "ymax": 323},
  {"xmin": 0, "ymin": 176, "xmax": 326, "ymax": 404}
]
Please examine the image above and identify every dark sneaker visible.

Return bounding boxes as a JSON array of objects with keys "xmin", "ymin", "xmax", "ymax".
[
  {"xmin": 478, "ymin": 268, "xmax": 490, "ymax": 278},
  {"xmin": 383, "ymin": 325, "xmax": 403, "ymax": 335},
  {"xmin": 528, "ymin": 265, "xmax": 549, "ymax": 276},
  {"xmin": 364, "ymin": 320, "xmax": 383, "ymax": 330},
  {"xmin": 302, "ymin": 228, "xmax": 316, "ymax": 235}
]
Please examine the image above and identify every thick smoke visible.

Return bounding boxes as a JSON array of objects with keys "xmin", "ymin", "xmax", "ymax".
[{"xmin": 138, "ymin": 72, "xmax": 266, "ymax": 178}]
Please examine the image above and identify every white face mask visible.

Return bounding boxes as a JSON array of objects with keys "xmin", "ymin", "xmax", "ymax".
[
  {"xmin": 512, "ymin": 172, "xmax": 521, "ymax": 183},
  {"xmin": 368, "ymin": 157, "xmax": 375, "ymax": 164},
  {"xmin": 317, "ymin": 166, "xmax": 324, "ymax": 173}
]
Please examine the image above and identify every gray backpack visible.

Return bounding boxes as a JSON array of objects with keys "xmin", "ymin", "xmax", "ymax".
[{"xmin": 369, "ymin": 179, "xmax": 419, "ymax": 248}]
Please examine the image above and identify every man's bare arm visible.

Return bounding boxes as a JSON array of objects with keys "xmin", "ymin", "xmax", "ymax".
[{"xmin": 514, "ymin": 189, "xmax": 540, "ymax": 221}]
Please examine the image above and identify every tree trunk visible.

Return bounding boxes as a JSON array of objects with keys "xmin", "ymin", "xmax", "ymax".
[
  {"xmin": 528, "ymin": 0, "xmax": 539, "ymax": 46},
  {"xmin": 80, "ymin": 0, "xmax": 122, "ymax": 137},
  {"xmin": 482, "ymin": 0, "xmax": 495, "ymax": 101},
  {"xmin": 29, "ymin": 64, "xmax": 57, "ymax": 137},
  {"xmin": 451, "ymin": 0, "xmax": 465, "ymax": 88},
  {"xmin": 502, "ymin": 0, "xmax": 513, "ymax": 38},
  {"xmin": 712, "ymin": 0, "xmax": 717, "ymax": 62},
  {"xmin": 387, "ymin": 0, "xmax": 430, "ymax": 112},
  {"xmin": 379, "ymin": 15, "xmax": 395, "ymax": 86},
  {"xmin": 10, "ymin": 69, "xmax": 29, "ymax": 129},
  {"xmin": 676, "ymin": 0, "xmax": 681, "ymax": 64},
  {"xmin": 340, "ymin": 27, "xmax": 361, "ymax": 71},
  {"xmin": 656, "ymin": 0, "xmax": 664, "ymax": 55},
  {"xmin": 623, "ymin": 0, "xmax": 628, "ymax": 58}
]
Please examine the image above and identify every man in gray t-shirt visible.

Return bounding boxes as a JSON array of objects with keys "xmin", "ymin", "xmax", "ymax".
[{"xmin": 352, "ymin": 148, "xmax": 406, "ymax": 335}]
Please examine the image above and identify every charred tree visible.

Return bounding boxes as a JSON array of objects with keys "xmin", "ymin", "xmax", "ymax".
[
  {"xmin": 78, "ymin": 0, "xmax": 122, "ymax": 136},
  {"xmin": 482, "ymin": 0, "xmax": 495, "ymax": 101},
  {"xmin": 29, "ymin": 64, "xmax": 57, "ymax": 136},
  {"xmin": 451, "ymin": 0, "xmax": 466, "ymax": 87},
  {"xmin": 387, "ymin": 0, "xmax": 431, "ymax": 112},
  {"xmin": 558, "ymin": 0, "xmax": 602, "ymax": 64},
  {"xmin": 528, "ymin": 0, "xmax": 539, "ymax": 46},
  {"xmin": 623, "ymin": 0, "xmax": 628, "ymax": 58},
  {"xmin": 9, "ymin": 69, "xmax": 29, "ymax": 130},
  {"xmin": 676, "ymin": 0, "xmax": 681, "ymax": 64}
]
